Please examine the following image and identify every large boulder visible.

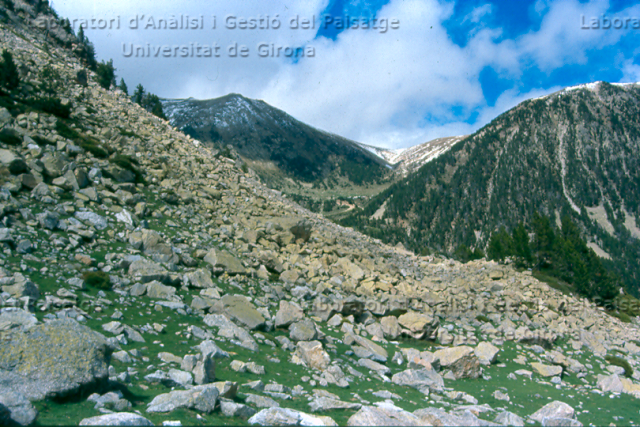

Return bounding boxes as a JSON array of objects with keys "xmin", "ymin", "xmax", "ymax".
[
  {"xmin": 530, "ymin": 401, "xmax": 575, "ymax": 424},
  {"xmin": 347, "ymin": 402, "xmax": 423, "ymax": 426},
  {"xmin": 185, "ymin": 269, "xmax": 215, "ymax": 288},
  {"xmin": 397, "ymin": 311, "xmax": 439, "ymax": 339},
  {"xmin": 0, "ymin": 392, "xmax": 37, "ymax": 426},
  {"xmin": 146, "ymin": 385, "xmax": 219, "ymax": 413},
  {"xmin": 391, "ymin": 369, "xmax": 443, "ymax": 393},
  {"xmin": 295, "ymin": 341, "xmax": 331, "ymax": 371},
  {"xmin": 79, "ymin": 413, "xmax": 154, "ymax": 426},
  {"xmin": 248, "ymin": 407, "xmax": 336, "ymax": 426},
  {"xmin": 0, "ymin": 149, "xmax": 27, "ymax": 175},
  {"xmin": 275, "ymin": 300, "xmax": 304, "ymax": 328},
  {"xmin": 0, "ymin": 318, "xmax": 112, "ymax": 401},
  {"xmin": 474, "ymin": 342, "xmax": 500, "ymax": 365},
  {"xmin": 219, "ymin": 295, "xmax": 265, "ymax": 330},
  {"xmin": 0, "ymin": 309, "xmax": 38, "ymax": 332},
  {"xmin": 145, "ymin": 281, "xmax": 176, "ymax": 300},
  {"xmin": 433, "ymin": 346, "xmax": 481, "ymax": 379},
  {"xmin": 128, "ymin": 258, "xmax": 173, "ymax": 284},
  {"xmin": 531, "ymin": 362, "xmax": 563, "ymax": 378},
  {"xmin": 205, "ymin": 249, "xmax": 247, "ymax": 275}
]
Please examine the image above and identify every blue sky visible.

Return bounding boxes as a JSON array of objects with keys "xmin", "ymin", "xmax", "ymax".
[{"xmin": 54, "ymin": 0, "xmax": 640, "ymax": 148}]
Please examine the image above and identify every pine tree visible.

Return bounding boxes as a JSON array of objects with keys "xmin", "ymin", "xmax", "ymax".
[
  {"xmin": 132, "ymin": 84, "xmax": 145, "ymax": 105},
  {"xmin": 0, "ymin": 49, "xmax": 20, "ymax": 90},
  {"xmin": 118, "ymin": 78, "xmax": 128, "ymax": 95},
  {"xmin": 96, "ymin": 59, "xmax": 115, "ymax": 90},
  {"xmin": 512, "ymin": 223, "xmax": 532, "ymax": 267},
  {"xmin": 487, "ymin": 227, "xmax": 512, "ymax": 261}
]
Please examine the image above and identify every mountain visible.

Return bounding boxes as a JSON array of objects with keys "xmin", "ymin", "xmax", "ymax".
[
  {"xmin": 342, "ymin": 81, "xmax": 640, "ymax": 293},
  {"xmin": 5, "ymin": 3, "xmax": 640, "ymax": 426},
  {"xmin": 162, "ymin": 94, "xmax": 392, "ymax": 187},
  {"xmin": 356, "ymin": 136, "xmax": 466, "ymax": 176}
]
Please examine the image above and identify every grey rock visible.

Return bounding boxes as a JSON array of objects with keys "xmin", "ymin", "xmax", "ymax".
[
  {"xmin": 357, "ymin": 358, "xmax": 391, "ymax": 375},
  {"xmin": 219, "ymin": 294, "xmax": 266, "ymax": 330},
  {"xmin": 0, "ymin": 392, "xmax": 37, "ymax": 426},
  {"xmin": 245, "ymin": 393, "xmax": 280, "ymax": 408},
  {"xmin": 275, "ymin": 300, "xmax": 304, "ymax": 328},
  {"xmin": 596, "ymin": 374, "xmax": 624, "ymax": 393},
  {"xmin": 391, "ymin": 369, "xmax": 444, "ymax": 393},
  {"xmin": 79, "ymin": 413, "xmax": 154, "ymax": 426},
  {"xmin": 290, "ymin": 319, "xmax": 318, "ymax": 342},
  {"xmin": 128, "ymin": 259, "xmax": 171, "ymax": 284},
  {"xmin": 0, "ymin": 318, "xmax": 112, "ymax": 401},
  {"xmin": 0, "ymin": 308, "xmax": 38, "ymax": 332},
  {"xmin": 146, "ymin": 281, "xmax": 176, "ymax": 300},
  {"xmin": 0, "ymin": 149, "xmax": 27, "ymax": 175},
  {"xmin": 198, "ymin": 340, "xmax": 230, "ymax": 359},
  {"xmin": 494, "ymin": 411, "xmax": 525, "ymax": 426},
  {"xmin": 220, "ymin": 400, "xmax": 257, "ymax": 419},
  {"xmin": 75, "ymin": 211, "xmax": 108, "ymax": 230},
  {"xmin": 309, "ymin": 396, "xmax": 361, "ymax": 412},
  {"xmin": 541, "ymin": 417, "xmax": 583, "ymax": 427},
  {"xmin": 185, "ymin": 269, "xmax": 214, "ymax": 288},
  {"xmin": 36, "ymin": 211, "xmax": 59, "ymax": 230},
  {"xmin": 248, "ymin": 407, "xmax": 337, "ymax": 426},
  {"xmin": 147, "ymin": 384, "xmax": 219, "ymax": 413},
  {"xmin": 530, "ymin": 401, "xmax": 575, "ymax": 424},
  {"xmin": 193, "ymin": 357, "xmax": 216, "ymax": 385},
  {"xmin": 348, "ymin": 403, "xmax": 423, "ymax": 426}
]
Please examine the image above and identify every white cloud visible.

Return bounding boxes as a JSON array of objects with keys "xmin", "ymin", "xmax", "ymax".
[{"xmin": 51, "ymin": 0, "xmax": 640, "ymax": 149}]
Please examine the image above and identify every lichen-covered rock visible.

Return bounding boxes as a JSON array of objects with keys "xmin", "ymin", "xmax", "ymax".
[
  {"xmin": 0, "ymin": 392, "xmax": 37, "ymax": 426},
  {"xmin": 0, "ymin": 318, "xmax": 112, "ymax": 401}
]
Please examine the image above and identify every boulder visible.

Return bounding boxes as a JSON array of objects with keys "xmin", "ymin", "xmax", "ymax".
[
  {"xmin": 347, "ymin": 402, "xmax": 423, "ymax": 426},
  {"xmin": 391, "ymin": 369, "xmax": 444, "ymax": 393},
  {"xmin": 596, "ymin": 374, "xmax": 624, "ymax": 393},
  {"xmin": 0, "ymin": 318, "xmax": 112, "ymax": 401},
  {"xmin": 433, "ymin": 346, "xmax": 481, "ymax": 379},
  {"xmin": 475, "ymin": 342, "xmax": 500, "ymax": 365},
  {"xmin": 290, "ymin": 220, "xmax": 313, "ymax": 242},
  {"xmin": 0, "ymin": 309, "xmax": 38, "ymax": 332},
  {"xmin": 290, "ymin": 319, "xmax": 318, "ymax": 342},
  {"xmin": 0, "ymin": 149, "xmax": 27, "ymax": 175},
  {"xmin": 185, "ymin": 269, "xmax": 215, "ymax": 288},
  {"xmin": 275, "ymin": 300, "xmax": 304, "ymax": 328},
  {"xmin": 380, "ymin": 316, "xmax": 401, "ymax": 340},
  {"xmin": 79, "ymin": 413, "xmax": 154, "ymax": 426},
  {"xmin": 530, "ymin": 401, "xmax": 575, "ymax": 424},
  {"xmin": 75, "ymin": 211, "xmax": 108, "ymax": 230},
  {"xmin": 295, "ymin": 341, "xmax": 331, "ymax": 371},
  {"xmin": 146, "ymin": 384, "xmax": 219, "ymax": 413},
  {"xmin": 397, "ymin": 311, "xmax": 439, "ymax": 339},
  {"xmin": 205, "ymin": 249, "xmax": 247, "ymax": 275},
  {"xmin": 220, "ymin": 400, "xmax": 257, "ymax": 419},
  {"xmin": 128, "ymin": 259, "xmax": 172, "ymax": 284},
  {"xmin": 248, "ymin": 407, "xmax": 337, "ymax": 426},
  {"xmin": 309, "ymin": 397, "xmax": 361, "ymax": 412},
  {"xmin": 219, "ymin": 295, "xmax": 265, "ymax": 330},
  {"xmin": 531, "ymin": 362, "xmax": 563, "ymax": 378},
  {"xmin": 0, "ymin": 392, "xmax": 37, "ymax": 426},
  {"xmin": 145, "ymin": 281, "xmax": 176, "ymax": 300}
]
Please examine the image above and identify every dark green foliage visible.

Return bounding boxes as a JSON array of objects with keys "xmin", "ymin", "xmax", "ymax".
[
  {"xmin": 132, "ymin": 84, "xmax": 166, "ymax": 120},
  {"xmin": 82, "ymin": 271, "xmax": 111, "ymax": 290},
  {"xmin": 323, "ymin": 199, "xmax": 337, "ymax": 212},
  {"xmin": 340, "ymin": 158, "xmax": 386, "ymax": 185},
  {"xmin": 605, "ymin": 355, "xmax": 633, "ymax": 377},
  {"xmin": 476, "ymin": 315, "xmax": 491, "ymax": 323},
  {"xmin": 31, "ymin": 135, "xmax": 55, "ymax": 146},
  {"xmin": 75, "ymin": 26, "xmax": 97, "ymax": 70},
  {"xmin": 76, "ymin": 69, "xmax": 88, "ymax": 87},
  {"xmin": 110, "ymin": 154, "xmax": 145, "ymax": 183},
  {"xmin": 132, "ymin": 84, "xmax": 145, "ymax": 105},
  {"xmin": 0, "ymin": 128, "xmax": 21, "ymax": 145},
  {"xmin": 0, "ymin": 49, "xmax": 20, "ymax": 91},
  {"xmin": 453, "ymin": 244, "xmax": 484, "ymax": 263},
  {"xmin": 118, "ymin": 78, "xmax": 128, "ymax": 95},
  {"xmin": 55, "ymin": 120, "xmax": 112, "ymax": 158},
  {"xmin": 27, "ymin": 96, "xmax": 71, "ymax": 118},
  {"xmin": 96, "ymin": 59, "xmax": 116, "ymax": 90},
  {"xmin": 512, "ymin": 223, "xmax": 533, "ymax": 267},
  {"xmin": 487, "ymin": 227, "xmax": 512, "ymax": 261}
]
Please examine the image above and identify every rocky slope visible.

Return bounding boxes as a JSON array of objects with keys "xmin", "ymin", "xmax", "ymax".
[
  {"xmin": 343, "ymin": 81, "xmax": 640, "ymax": 292},
  {"xmin": 2, "ymin": 2, "xmax": 640, "ymax": 427}
]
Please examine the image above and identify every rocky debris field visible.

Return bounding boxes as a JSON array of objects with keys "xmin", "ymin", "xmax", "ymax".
[{"xmin": 2, "ymin": 5, "xmax": 640, "ymax": 427}]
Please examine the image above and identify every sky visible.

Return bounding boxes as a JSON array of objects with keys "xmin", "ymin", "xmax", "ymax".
[{"xmin": 52, "ymin": 0, "xmax": 640, "ymax": 149}]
